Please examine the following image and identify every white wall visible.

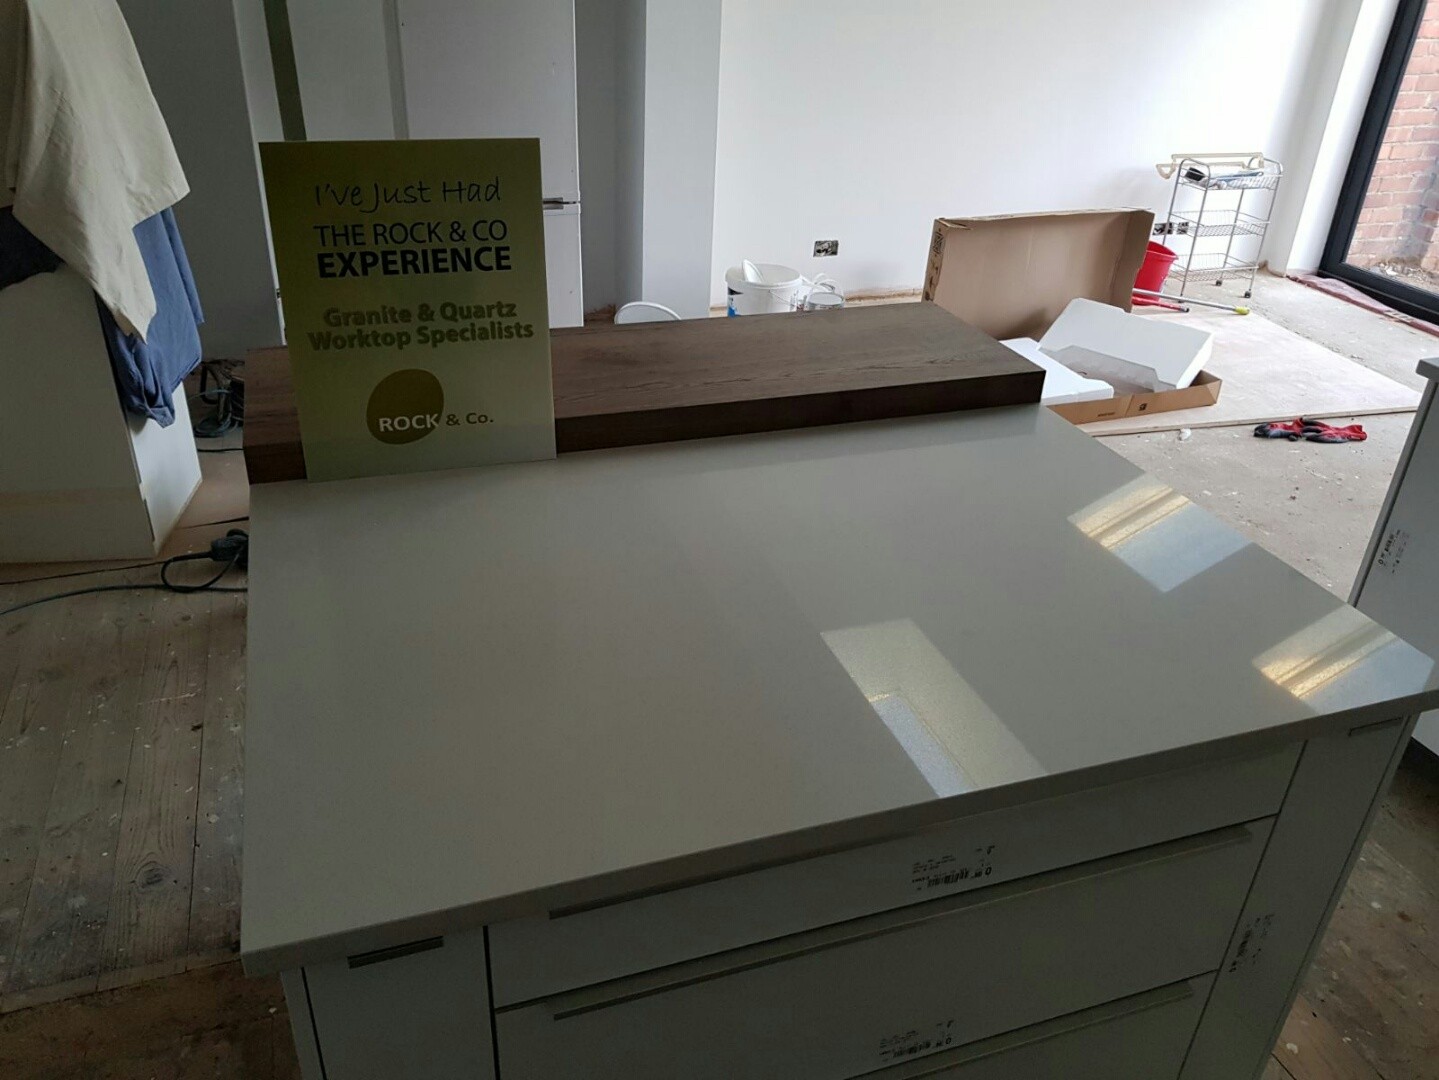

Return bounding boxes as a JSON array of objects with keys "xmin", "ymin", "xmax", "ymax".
[
  {"xmin": 711, "ymin": 0, "xmax": 1334, "ymax": 305},
  {"xmin": 120, "ymin": 0, "xmax": 283, "ymax": 355}
]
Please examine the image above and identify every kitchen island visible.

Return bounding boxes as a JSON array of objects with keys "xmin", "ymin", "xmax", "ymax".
[{"xmin": 242, "ymin": 393, "xmax": 1439, "ymax": 1079}]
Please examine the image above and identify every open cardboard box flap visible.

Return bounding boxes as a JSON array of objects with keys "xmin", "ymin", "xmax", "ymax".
[{"xmin": 923, "ymin": 208, "xmax": 1154, "ymax": 341}]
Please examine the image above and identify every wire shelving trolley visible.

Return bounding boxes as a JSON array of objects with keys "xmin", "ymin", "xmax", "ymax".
[{"xmin": 1156, "ymin": 152, "xmax": 1283, "ymax": 299}]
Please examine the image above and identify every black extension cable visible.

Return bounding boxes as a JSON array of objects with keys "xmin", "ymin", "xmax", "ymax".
[
  {"xmin": 191, "ymin": 360, "xmax": 245, "ymax": 441},
  {"xmin": 0, "ymin": 531, "xmax": 249, "ymax": 619}
]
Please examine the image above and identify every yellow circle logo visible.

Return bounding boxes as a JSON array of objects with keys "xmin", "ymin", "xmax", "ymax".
[{"xmin": 366, "ymin": 369, "xmax": 444, "ymax": 445}]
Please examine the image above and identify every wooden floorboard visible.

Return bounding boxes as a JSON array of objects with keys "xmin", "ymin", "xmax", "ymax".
[
  {"xmin": 186, "ymin": 594, "xmax": 246, "ymax": 959},
  {"xmin": 5, "ymin": 577, "xmax": 157, "ymax": 998},
  {"xmin": 1275, "ymin": 993, "xmax": 1385, "ymax": 1080},
  {"xmin": 0, "ymin": 961, "xmax": 297, "ymax": 1080},
  {"xmin": 0, "ymin": 585, "xmax": 103, "ymax": 996},
  {"xmin": 1299, "ymin": 808, "xmax": 1439, "ymax": 1080},
  {"xmin": 0, "ymin": 580, "xmax": 31, "ymax": 700},
  {"xmin": 97, "ymin": 590, "xmax": 215, "ymax": 981}
]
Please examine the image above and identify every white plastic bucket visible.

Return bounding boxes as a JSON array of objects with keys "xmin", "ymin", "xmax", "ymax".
[
  {"xmin": 725, "ymin": 263, "xmax": 844, "ymax": 316},
  {"xmin": 726, "ymin": 263, "xmax": 805, "ymax": 316}
]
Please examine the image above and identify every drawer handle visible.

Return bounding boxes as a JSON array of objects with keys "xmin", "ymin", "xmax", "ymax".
[
  {"xmin": 347, "ymin": 936, "xmax": 444, "ymax": 969},
  {"xmin": 1348, "ymin": 716, "xmax": 1403, "ymax": 737},
  {"xmin": 535, "ymin": 825, "xmax": 1258, "ymax": 1020},
  {"xmin": 861, "ymin": 978, "xmax": 1201, "ymax": 1077}
]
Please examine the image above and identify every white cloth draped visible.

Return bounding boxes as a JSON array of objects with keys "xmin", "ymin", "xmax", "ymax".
[{"xmin": 0, "ymin": 0, "xmax": 188, "ymax": 338}]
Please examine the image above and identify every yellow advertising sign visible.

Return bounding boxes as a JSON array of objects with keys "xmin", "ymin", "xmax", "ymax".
[{"xmin": 260, "ymin": 139, "xmax": 555, "ymax": 481}]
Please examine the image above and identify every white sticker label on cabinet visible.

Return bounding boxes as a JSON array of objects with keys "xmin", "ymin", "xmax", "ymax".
[
  {"xmin": 1376, "ymin": 528, "xmax": 1410, "ymax": 574},
  {"xmin": 910, "ymin": 844, "xmax": 996, "ymax": 892},
  {"xmin": 879, "ymin": 1019, "xmax": 957, "ymax": 1065}
]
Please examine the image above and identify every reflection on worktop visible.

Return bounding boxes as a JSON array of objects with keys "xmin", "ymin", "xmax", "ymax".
[
  {"xmin": 1070, "ymin": 476, "xmax": 1250, "ymax": 593},
  {"xmin": 1254, "ymin": 606, "xmax": 1434, "ymax": 713},
  {"xmin": 823, "ymin": 619, "xmax": 1044, "ymax": 796}
]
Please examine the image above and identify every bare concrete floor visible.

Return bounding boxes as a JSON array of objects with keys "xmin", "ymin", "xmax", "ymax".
[
  {"xmin": 1103, "ymin": 274, "xmax": 1430, "ymax": 597},
  {"xmin": 1102, "ymin": 414, "xmax": 1409, "ymax": 596}
]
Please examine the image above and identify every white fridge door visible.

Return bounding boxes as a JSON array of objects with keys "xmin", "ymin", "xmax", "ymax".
[
  {"xmin": 544, "ymin": 204, "xmax": 584, "ymax": 328},
  {"xmin": 397, "ymin": 0, "xmax": 580, "ymax": 200}
]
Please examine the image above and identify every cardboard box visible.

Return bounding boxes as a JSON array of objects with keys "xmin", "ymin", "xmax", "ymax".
[
  {"xmin": 1047, "ymin": 369, "xmax": 1223, "ymax": 425},
  {"xmin": 923, "ymin": 209, "xmax": 1154, "ymax": 341},
  {"xmin": 924, "ymin": 213, "xmax": 1221, "ymax": 426}
]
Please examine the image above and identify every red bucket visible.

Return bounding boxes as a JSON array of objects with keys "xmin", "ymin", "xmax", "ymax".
[{"xmin": 1134, "ymin": 241, "xmax": 1177, "ymax": 293}]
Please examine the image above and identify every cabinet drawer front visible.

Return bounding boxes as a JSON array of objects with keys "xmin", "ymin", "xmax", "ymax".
[
  {"xmin": 868, "ymin": 975, "xmax": 1212, "ymax": 1080},
  {"xmin": 496, "ymin": 822, "xmax": 1270, "ymax": 1080},
  {"xmin": 490, "ymin": 746, "xmax": 1296, "ymax": 1005},
  {"xmin": 302, "ymin": 931, "xmax": 494, "ymax": 1080}
]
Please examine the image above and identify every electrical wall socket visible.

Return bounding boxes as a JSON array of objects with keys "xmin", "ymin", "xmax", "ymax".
[{"xmin": 813, "ymin": 239, "xmax": 839, "ymax": 257}]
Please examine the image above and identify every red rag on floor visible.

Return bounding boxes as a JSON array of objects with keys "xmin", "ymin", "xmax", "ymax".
[
  {"xmin": 1300, "ymin": 418, "xmax": 1367, "ymax": 443},
  {"xmin": 1253, "ymin": 418, "xmax": 1306, "ymax": 440}
]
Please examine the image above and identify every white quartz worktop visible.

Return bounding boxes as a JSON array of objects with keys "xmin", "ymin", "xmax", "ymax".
[{"xmin": 241, "ymin": 406, "xmax": 1439, "ymax": 974}]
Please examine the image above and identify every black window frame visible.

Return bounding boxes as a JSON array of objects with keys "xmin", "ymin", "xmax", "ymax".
[{"xmin": 1321, "ymin": 0, "xmax": 1439, "ymax": 321}]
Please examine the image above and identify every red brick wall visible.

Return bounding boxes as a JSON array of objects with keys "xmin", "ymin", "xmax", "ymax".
[{"xmin": 1349, "ymin": 1, "xmax": 1439, "ymax": 270}]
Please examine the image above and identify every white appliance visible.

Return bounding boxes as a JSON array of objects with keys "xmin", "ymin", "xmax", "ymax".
[
  {"xmin": 1352, "ymin": 358, "xmax": 1439, "ymax": 755},
  {"xmin": 397, "ymin": 0, "xmax": 584, "ymax": 327}
]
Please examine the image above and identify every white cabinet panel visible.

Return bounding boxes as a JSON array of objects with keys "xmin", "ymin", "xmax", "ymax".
[
  {"xmin": 1353, "ymin": 383, "xmax": 1439, "ymax": 753},
  {"xmin": 874, "ymin": 976, "xmax": 1212, "ymax": 1080},
  {"xmin": 497, "ymin": 823, "xmax": 1270, "ymax": 1080},
  {"xmin": 302, "ymin": 931, "xmax": 494, "ymax": 1080},
  {"xmin": 544, "ymin": 206, "xmax": 583, "ymax": 327},
  {"xmin": 1180, "ymin": 719, "xmax": 1409, "ymax": 1080},
  {"xmin": 490, "ymin": 746, "xmax": 1297, "ymax": 1006}
]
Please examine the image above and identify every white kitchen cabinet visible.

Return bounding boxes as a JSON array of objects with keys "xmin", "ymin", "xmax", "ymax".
[
  {"xmin": 1353, "ymin": 359, "xmax": 1439, "ymax": 754},
  {"xmin": 244, "ymin": 406, "xmax": 1438, "ymax": 1079}
]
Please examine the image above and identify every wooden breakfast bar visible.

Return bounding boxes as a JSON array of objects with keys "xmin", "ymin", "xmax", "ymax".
[{"xmin": 242, "ymin": 303, "xmax": 1043, "ymax": 482}]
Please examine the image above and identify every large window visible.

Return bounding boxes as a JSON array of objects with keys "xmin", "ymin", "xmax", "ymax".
[{"xmin": 1324, "ymin": 0, "xmax": 1439, "ymax": 321}]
